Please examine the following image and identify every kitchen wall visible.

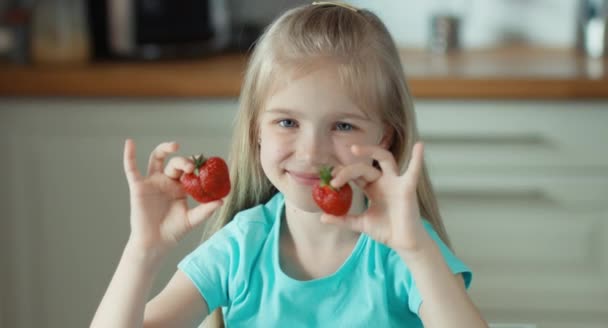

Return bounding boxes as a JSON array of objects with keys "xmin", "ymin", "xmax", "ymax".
[
  {"xmin": 1, "ymin": 0, "xmax": 579, "ymax": 50},
  {"xmin": 230, "ymin": 0, "xmax": 578, "ymax": 48}
]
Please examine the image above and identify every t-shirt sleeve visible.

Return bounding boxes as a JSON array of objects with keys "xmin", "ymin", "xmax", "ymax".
[
  {"xmin": 177, "ymin": 220, "xmax": 241, "ymax": 312},
  {"xmin": 389, "ymin": 220, "xmax": 473, "ymax": 315}
]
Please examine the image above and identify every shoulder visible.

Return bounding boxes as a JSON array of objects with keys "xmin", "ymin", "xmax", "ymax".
[
  {"xmin": 379, "ymin": 218, "xmax": 473, "ymax": 288},
  {"xmin": 191, "ymin": 192, "xmax": 284, "ymax": 257},
  {"xmin": 226, "ymin": 192, "xmax": 283, "ymax": 237},
  {"xmin": 372, "ymin": 218, "xmax": 472, "ymax": 313},
  {"xmin": 178, "ymin": 192, "xmax": 284, "ymax": 286},
  {"xmin": 380, "ymin": 219, "xmax": 468, "ymax": 270},
  {"xmin": 176, "ymin": 193, "xmax": 284, "ymax": 310},
  {"xmin": 365, "ymin": 218, "xmax": 472, "ymax": 286}
]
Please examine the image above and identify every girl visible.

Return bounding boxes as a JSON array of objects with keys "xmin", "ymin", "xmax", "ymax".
[{"xmin": 91, "ymin": 2, "xmax": 488, "ymax": 327}]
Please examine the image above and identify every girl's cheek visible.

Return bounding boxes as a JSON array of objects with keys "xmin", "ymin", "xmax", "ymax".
[
  {"xmin": 333, "ymin": 141, "xmax": 357, "ymax": 162},
  {"xmin": 261, "ymin": 133, "xmax": 293, "ymax": 156}
]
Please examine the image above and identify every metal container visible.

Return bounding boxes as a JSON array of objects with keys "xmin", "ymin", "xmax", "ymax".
[
  {"xmin": 428, "ymin": 14, "xmax": 461, "ymax": 54},
  {"xmin": 576, "ymin": 0, "xmax": 608, "ymax": 58}
]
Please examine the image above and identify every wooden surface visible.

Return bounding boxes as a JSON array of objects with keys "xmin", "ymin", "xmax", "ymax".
[{"xmin": 1, "ymin": 46, "xmax": 607, "ymax": 99}]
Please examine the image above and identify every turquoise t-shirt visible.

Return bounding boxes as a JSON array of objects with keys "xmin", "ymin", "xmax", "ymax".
[{"xmin": 178, "ymin": 193, "xmax": 472, "ymax": 327}]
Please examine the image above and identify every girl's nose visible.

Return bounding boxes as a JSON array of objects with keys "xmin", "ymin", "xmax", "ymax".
[{"xmin": 297, "ymin": 130, "xmax": 330, "ymax": 165}]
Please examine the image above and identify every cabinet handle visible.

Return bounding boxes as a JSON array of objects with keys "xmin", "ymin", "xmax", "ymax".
[
  {"xmin": 437, "ymin": 188, "xmax": 554, "ymax": 203},
  {"xmin": 422, "ymin": 134, "xmax": 549, "ymax": 146}
]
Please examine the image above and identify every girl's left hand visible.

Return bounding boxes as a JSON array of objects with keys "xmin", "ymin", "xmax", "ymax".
[{"xmin": 322, "ymin": 142, "xmax": 430, "ymax": 254}]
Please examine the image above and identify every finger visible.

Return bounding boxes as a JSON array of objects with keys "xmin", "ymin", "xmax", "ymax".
[
  {"xmin": 147, "ymin": 142, "xmax": 179, "ymax": 176},
  {"xmin": 320, "ymin": 213, "xmax": 364, "ymax": 233},
  {"xmin": 353, "ymin": 177, "xmax": 369, "ymax": 190},
  {"xmin": 351, "ymin": 144, "xmax": 398, "ymax": 176},
  {"xmin": 330, "ymin": 162, "xmax": 380, "ymax": 189},
  {"xmin": 123, "ymin": 139, "xmax": 142, "ymax": 183},
  {"xmin": 187, "ymin": 200, "xmax": 224, "ymax": 228},
  {"xmin": 404, "ymin": 142, "xmax": 424, "ymax": 182},
  {"xmin": 164, "ymin": 156, "xmax": 195, "ymax": 180},
  {"xmin": 331, "ymin": 165, "xmax": 364, "ymax": 189}
]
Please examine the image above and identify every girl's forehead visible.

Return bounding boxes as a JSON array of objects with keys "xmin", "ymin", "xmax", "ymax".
[
  {"xmin": 265, "ymin": 83, "xmax": 368, "ymax": 123},
  {"xmin": 262, "ymin": 61, "xmax": 382, "ymax": 120}
]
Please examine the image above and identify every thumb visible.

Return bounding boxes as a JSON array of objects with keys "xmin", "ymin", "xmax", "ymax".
[
  {"xmin": 187, "ymin": 200, "xmax": 224, "ymax": 228},
  {"xmin": 320, "ymin": 213, "xmax": 364, "ymax": 233}
]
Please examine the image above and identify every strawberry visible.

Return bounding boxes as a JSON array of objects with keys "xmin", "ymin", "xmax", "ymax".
[
  {"xmin": 312, "ymin": 166, "xmax": 352, "ymax": 216},
  {"xmin": 180, "ymin": 155, "xmax": 230, "ymax": 203}
]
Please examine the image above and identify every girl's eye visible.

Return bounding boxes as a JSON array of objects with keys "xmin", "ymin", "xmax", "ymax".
[
  {"xmin": 335, "ymin": 122, "xmax": 354, "ymax": 131},
  {"xmin": 278, "ymin": 119, "xmax": 297, "ymax": 128}
]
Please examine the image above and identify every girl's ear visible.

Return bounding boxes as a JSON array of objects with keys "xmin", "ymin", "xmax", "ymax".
[{"xmin": 379, "ymin": 125, "xmax": 394, "ymax": 149}]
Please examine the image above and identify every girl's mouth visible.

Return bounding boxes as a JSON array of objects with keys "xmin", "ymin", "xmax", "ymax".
[{"xmin": 288, "ymin": 171, "xmax": 321, "ymax": 186}]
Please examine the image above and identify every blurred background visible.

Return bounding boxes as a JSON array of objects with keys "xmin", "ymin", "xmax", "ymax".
[
  {"xmin": 0, "ymin": 0, "xmax": 604, "ymax": 63},
  {"xmin": 0, "ymin": 1, "xmax": 607, "ymax": 328}
]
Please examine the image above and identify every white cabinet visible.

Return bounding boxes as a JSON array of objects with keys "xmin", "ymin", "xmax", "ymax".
[
  {"xmin": 1, "ymin": 99, "xmax": 607, "ymax": 328},
  {"xmin": 0, "ymin": 99, "xmax": 239, "ymax": 328},
  {"xmin": 416, "ymin": 100, "xmax": 608, "ymax": 328}
]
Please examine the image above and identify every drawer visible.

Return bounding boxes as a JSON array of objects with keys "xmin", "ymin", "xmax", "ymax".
[
  {"xmin": 416, "ymin": 100, "xmax": 608, "ymax": 168},
  {"xmin": 433, "ymin": 172, "xmax": 608, "ymax": 210},
  {"xmin": 434, "ymin": 173, "xmax": 608, "ymax": 315}
]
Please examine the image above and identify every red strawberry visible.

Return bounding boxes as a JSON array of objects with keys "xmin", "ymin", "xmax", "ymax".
[
  {"xmin": 312, "ymin": 166, "xmax": 352, "ymax": 216},
  {"xmin": 180, "ymin": 155, "xmax": 230, "ymax": 203}
]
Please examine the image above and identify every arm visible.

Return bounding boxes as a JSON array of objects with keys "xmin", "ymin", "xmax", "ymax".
[
  {"xmin": 144, "ymin": 269, "xmax": 209, "ymax": 328},
  {"xmin": 398, "ymin": 236, "xmax": 488, "ymax": 328},
  {"xmin": 90, "ymin": 242, "xmax": 209, "ymax": 328},
  {"xmin": 90, "ymin": 140, "xmax": 221, "ymax": 328},
  {"xmin": 90, "ymin": 242, "xmax": 158, "ymax": 328},
  {"xmin": 324, "ymin": 143, "xmax": 487, "ymax": 327}
]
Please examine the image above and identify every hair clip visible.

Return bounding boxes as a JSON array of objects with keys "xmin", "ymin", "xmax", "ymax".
[{"xmin": 312, "ymin": 1, "xmax": 359, "ymax": 13}]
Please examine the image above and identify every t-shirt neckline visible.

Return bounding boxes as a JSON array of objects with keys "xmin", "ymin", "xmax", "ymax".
[{"xmin": 271, "ymin": 193, "xmax": 367, "ymax": 286}]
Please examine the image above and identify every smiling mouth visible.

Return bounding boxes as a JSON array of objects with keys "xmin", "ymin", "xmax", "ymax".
[{"xmin": 288, "ymin": 171, "xmax": 320, "ymax": 186}]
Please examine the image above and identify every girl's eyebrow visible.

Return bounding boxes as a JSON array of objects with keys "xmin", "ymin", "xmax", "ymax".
[
  {"xmin": 264, "ymin": 108, "xmax": 298, "ymax": 115},
  {"xmin": 265, "ymin": 107, "xmax": 370, "ymax": 120},
  {"xmin": 336, "ymin": 112, "xmax": 370, "ymax": 121}
]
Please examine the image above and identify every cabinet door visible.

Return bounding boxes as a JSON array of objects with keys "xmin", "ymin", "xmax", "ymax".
[
  {"xmin": 416, "ymin": 100, "xmax": 608, "ymax": 170},
  {"xmin": 0, "ymin": 99, "xmax": 238, "ymax": 328},
  {"xmin": 417, "ymin": 101, "xmax": 608, "ymax": 328}
]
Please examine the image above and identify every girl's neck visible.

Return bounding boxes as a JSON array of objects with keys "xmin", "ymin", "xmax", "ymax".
[{"xmin": 281, "ymin": 191, "xmax": 366, "ymax": 250}]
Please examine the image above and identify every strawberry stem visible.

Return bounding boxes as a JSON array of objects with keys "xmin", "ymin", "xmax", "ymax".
[
  {"xmin": 191, "ymin": 154, "xmax": 207, "ymax": 175},
  {"xmin": 319, "ymin": 166, "xmax": 334, "ymax": 190}
]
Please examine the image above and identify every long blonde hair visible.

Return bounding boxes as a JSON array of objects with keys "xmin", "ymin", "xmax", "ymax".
[{"xmin": 201, "ymin": 3, "xmax": 451, "ymax": 327}]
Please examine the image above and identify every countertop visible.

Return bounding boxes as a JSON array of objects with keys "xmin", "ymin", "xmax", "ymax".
[{"xmin": 1, "ymin": 46, "xmax": 607, "ymax": 99}]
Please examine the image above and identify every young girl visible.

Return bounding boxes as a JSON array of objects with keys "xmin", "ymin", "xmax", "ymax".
[{"xmin": 91, "ymin": 2, "xmax": 488, "ymax": 327}]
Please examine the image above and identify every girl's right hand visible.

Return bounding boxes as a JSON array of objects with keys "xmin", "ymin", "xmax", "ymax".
[{"xmin": 122, "ymin": 139, "xmax": 224, "ymax": 260}]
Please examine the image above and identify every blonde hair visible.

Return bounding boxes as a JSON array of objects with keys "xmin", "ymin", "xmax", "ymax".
[{"xmin": 201, "ymin": 3, "xmax": 451, "ymax": 327}]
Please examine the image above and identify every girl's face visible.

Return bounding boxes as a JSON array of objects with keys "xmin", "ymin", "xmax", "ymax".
[{"xmin": 258, "ymin": 67, "xmax": 389, "ymax": 213}]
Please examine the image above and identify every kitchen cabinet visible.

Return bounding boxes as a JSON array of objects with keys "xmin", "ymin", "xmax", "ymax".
[
  {"xmin": 416, "ymin": 100, "xmax": 608, "ymax": 328},
  {"xmin": 1, "ymin": 98, "xmax": 607, "ymax": 328},
  {"xmin": 0, "ymin": 99, "xmax": 239, "ymax": 328}
]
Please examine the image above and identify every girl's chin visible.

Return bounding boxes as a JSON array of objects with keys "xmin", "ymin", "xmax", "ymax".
[{"xmin": 283, "ymin": 193, "xmax": 322, "ymax": 214}]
